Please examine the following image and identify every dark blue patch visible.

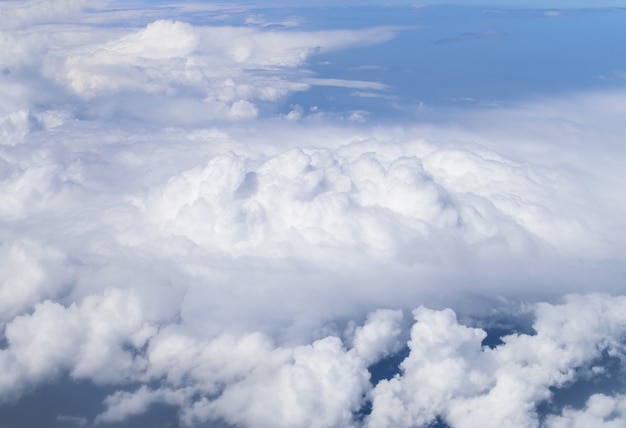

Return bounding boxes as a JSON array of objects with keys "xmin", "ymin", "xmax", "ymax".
[
  {"xmin": 0, "ymin": 375, "xmax": 239, "ymax": 428},
  {"xmin": 367, "ymin": 346, "xmax": 410, "ymax": 385},
  {"xmin": 537, "ymin": 351, "xmax": 626, "ymax": 420},
  {"xmin": 428, "ymin": 416, "xmax": 452, "ymax": 428},
  {"xmin": 0, "ymin": 376, "xmax": 237, "ymax": 427},
  {"xmin": 481, "ymin": 327, "xmax": 524, "ymax": 349},
  {"xmin": 354, "ymin": 347, "xmax": 410, "ymax": 421},
  {"xmin": 0, "ymin": 376, "xmax": 113, "ymax": 428}
]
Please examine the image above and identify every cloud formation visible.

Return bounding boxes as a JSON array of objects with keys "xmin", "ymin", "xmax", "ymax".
[
  {"xmin": 368, "ymin": 294, "xmax": 626, "ymax": 428},
  {"xmin": 1, "ymin": 1, "xmax": 625, "ymax": 427}
]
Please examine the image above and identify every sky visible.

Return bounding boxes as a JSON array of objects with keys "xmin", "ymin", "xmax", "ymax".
[{"xmin": 1, "ymin": 1, "xmax": 626, "ymax": 427}]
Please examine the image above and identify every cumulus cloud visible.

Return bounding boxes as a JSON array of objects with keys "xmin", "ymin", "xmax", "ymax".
[
  {"xmin": 0, "ymin": 288, "xmax": 163, "ymax": 402},
  {"xmin": 368, "ymin": 294, "xmax": 626, "ymax": 428},
  {"xmin": 545, "ymin": 394, "xmax": 626, "ymax": 428},
  {"xmin": 83, "ymin": 295, "xmax": 626, "ymax": 427},
  {"xmin": 56, "ymin": 21, "xmax": 393, "ymax": 102},
  {"xmin": 352, "ymin": 309, "xmax": 404, "ymax": 366},
  {"xmin": 0, "ymin": 3, "xmax": 395, "ymax": 127},
  {"xmin": 0, "ymin": 239, "xmax": 70, "ymax": 322},
  {"xmin": 1, "ymin": 1, "xmax": 626, "ymax": 427}
]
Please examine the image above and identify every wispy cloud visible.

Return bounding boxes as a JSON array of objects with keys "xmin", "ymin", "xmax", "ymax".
[
  {"xmin": 434, "ymin": 30, "xmax": 504, "ymax": 45},
  {"xmin": 303, "ymin": 77, "xmax": 390, "ymax": 90}
]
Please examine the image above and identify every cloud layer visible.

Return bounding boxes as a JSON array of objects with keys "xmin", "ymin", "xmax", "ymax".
[{"xmin": 1, "ymin": 1, "xmax": 625, "ymax": 427}]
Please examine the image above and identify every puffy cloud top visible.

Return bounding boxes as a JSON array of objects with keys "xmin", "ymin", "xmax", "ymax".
[{"xmin": 1, "ymin": 1, "xmax": 626, "ymax": 427}]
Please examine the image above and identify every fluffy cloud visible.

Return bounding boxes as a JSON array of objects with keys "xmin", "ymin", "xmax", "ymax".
[
  {"xmin": 77, "ymin": 295, "xmax": 626, "ymax": 427},
  {"xmin": 0, "ymin": 239, "xmax": 70, "ymax": 322},
  {"xmin": 141, "ymin": 140, "xmax": 579, "ymax": 261},
  {"xmin": 93, "ymin": 309, "xmax": 404, "ymax": 426},
  {"xmin": 0, "ymin": 288, "xmax": 162, "ymax": 402},
  {"xmin": 352, "ymin": 309, "xmax": 404, "ymax": 366},
  {"xmin": 367, "ymin": 295, "xmax": 626, "ymax": 428},
  {"xmin": 0, "ymin": 3, "xmax": 395, "ymax": 127},
  {"xmin": 46, "ymin": 18, "xmax": 394, "ymax": 120},
  {"xmin": 1, "ymin": 1, "xmax": 626, "ymax": 427}
]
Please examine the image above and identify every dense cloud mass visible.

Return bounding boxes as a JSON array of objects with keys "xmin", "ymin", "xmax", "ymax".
[{"xmin": 1, "ymin": 1, "xmax": 625, "ymax": 427}]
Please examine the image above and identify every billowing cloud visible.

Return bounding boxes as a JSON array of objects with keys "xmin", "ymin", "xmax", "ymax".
[
  {"xmin": 368, "ymin": 294, "xmax": 626, "ymax": 428},
  {"xmin": 0, "ymin": 3, "xmax": 396, "ymax": 125},
  {"xmin": 1, "ymin": 1, "xmax": 626, "ymax": 427},
  {"xmin": 0, "ymin": 239, "xmax": 70, "ymax": 322}
]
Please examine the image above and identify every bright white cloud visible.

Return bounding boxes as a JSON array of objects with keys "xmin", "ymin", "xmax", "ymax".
[
  {"xmin": 49, "ymin": 19, "xmax": 394, "ymax": 103},
  {"xmin": 352, "ymin": 309, "xmax": 404, "ymax": 366},
  {"xmin": 368, "ymin": 295, "xmax": 626, "ymax": 428},
  {"xmin": 1, "ymin": 1, "xmax": 626, "ymax": 427},
  {"xmin": 0, "ymin": 4, "xmax": 395, "ymax": 126}
]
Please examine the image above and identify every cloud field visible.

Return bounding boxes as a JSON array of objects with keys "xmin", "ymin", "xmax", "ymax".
[{"xmin": 1, "ymin": 1, "xmax": 625, "ymax": 427}]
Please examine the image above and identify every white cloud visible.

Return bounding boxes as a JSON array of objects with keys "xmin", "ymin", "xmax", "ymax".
[
  {"xmin": 0, "ymin": 301, "xmax": 82, "ymax": 400},
  {"xmin": 367, "ymin": 307, "xmax": 488, "ymax": 427},
  {"xmin": 0, "ymin": 2, "xmax": 395, "ymax": 127},
  {"xmin": 85, "ymin": 294, "xmax": 626, "ymax": 427},
  {"xmin": 39, "ymin": 19, "xmax": 395, "ymax": 105},
  {"xmin": 95, "ymin": 385, "xmax": 187, "ymax": 424},
  {"xmin": 545, "ymin": 394, "xmax": 626, "ymax": 428},
  {"xmin": 245, "ymin": 14, "xmax": 305, "ymax": 28},
  {"xmin": 188, "ymin": 336, "xmax": 369, "ymax": 428},
  {"xmin": 352, "ymin": 309, "xmax": 404, "ymax": 366},
  {"xmin": 304, "ymin": 78, "xmax": 390, "ymax": 90},
  {"xmin": 368, "ymin": 294, "xmax": 626, "ymax": 428},
  {"xmin": 1, "ymin": 2, "xmax": 626, "ymax": 427},
  {"xmin": 111, "ymin": 20, "xmax": 200, "ymax": 60},
  {"xmin": 0, "ymin": 239, "xmax": 70, "ymax": 322}
]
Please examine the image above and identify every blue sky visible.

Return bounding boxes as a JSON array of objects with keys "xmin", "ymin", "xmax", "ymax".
[
  {"xmin": 1, "ymin": 1, "xmax": 626, "ymax": 427},
  {"xmin": 114, "ymin": 2, "xmax": 626, "ymax": 120},
  {"xmin": 283, "ymin": 4, "xmax": 626, "ymax": 119}
]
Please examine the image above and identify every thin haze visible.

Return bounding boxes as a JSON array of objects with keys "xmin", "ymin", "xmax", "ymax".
[{"xmin": 1, "ymin": 1, "xmax": 625, "ymax": 427}]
